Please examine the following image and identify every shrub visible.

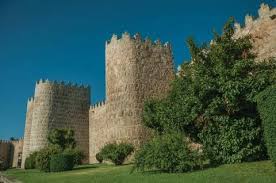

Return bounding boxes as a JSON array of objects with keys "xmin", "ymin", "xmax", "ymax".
[
  {"xmin": 256, "ymin": 85, "xmax": 276, "ymax": 168},
  {"xmin": 142, "ymin": 19, "xmax": 276, "ymax": 165},
  {"xmin": 96, "ymin": 153, "xmax": 103, "ymax": 163},
  {"xmin": 134, "ymin": 132, "xmax": 204, "ymax": 173},
  {"xmin": 0, "ymin": 158, "xmax": 8, "ymax": 171},
  {"xmin": 24, "ymin": 151, "xmax": 38, "ymax": 169},
  {"xmin": 63, "ymin": 148, "xmax": 84, "ymax": 165},
  {"xmin": 100, "ymin": 143, "xmax": 134, "ymax": 165},
  {"xmin": 47, "ymin": 128, "xmax": 76, "ymax": 150},
  {"xmin": 36, "ymin": 145, "xmax": 62, "ymax": 172},
  {"xmin": 50, "ymin": 154, "xmax": 74, "ymax": 172}
]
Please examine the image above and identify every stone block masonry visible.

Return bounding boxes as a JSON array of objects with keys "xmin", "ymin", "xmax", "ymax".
[
  {"xmin": 20, "ymin": 3, "xmax": 275, "ymax": 167},
  {"xmin": 234, "ymin": 3, "xmax": 276, "ymax": 61},
  {"xmin": 0, "ymin": 139, "xmax": 23, "ymax": 168},
  {"xmin": 21, "ymin": 98, "xmax": 34, "ymax": 168},
  {"xmin": 21, "ymin": 80, "xmax": 90, "ymax": 168},
  {"xmin": 89, "ymin": 33, "xmax": 175, "ymax": 163}
]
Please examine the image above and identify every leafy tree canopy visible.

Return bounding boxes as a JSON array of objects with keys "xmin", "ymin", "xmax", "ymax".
[
  {"xmin": 143, "ymin": 18, "xmax": 276, "ymax": 164},
  {"xmin": 47, "ymin": 128, "xmax": 76, "ymax": 150}
]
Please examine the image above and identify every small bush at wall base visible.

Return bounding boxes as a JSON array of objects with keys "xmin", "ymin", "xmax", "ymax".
[
  {"xmin": 99, "ymin": 143, "xmax": 134, "ymax": 165},
  {"xmin": 25, "ymin": 152, "xmax": 38, "ymax": 169},
  {"xmin": 96, "ymin": 153, "xmax": 103, "ymax": 163},
  {"xmin": 36, "ymin": 145, "xmax": 62, "ymax": 172},
  {"xmin": 0, "ymin": 159, "xmax": 8, "ymax": 171},
  {"xmin": 134, "ymin": 132, "xmax": 204, "ymax": 173},
  {"xmin": 256, "ymin": 85, "xmax": 276, "ymax": 168},
  {"xmin": 63, "ymin": 148, "xmax": 84, "ymax": 165},
  {"xmin": 50, "ymin": 154, "xmax": 74, "ymax": 172}
]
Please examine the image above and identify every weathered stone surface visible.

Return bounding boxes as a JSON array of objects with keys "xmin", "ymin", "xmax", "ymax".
[
  {"xmin": 0, "ymin": 139, "xmax": 23, "ymax": 168},
  {"xmin": 234, "ymin": 3, "xmax": 276, "ymax": 61},
  {"xmin": 89, "ymin": 33, "xmax": 174, "ymax": 163},
  {"xmin": 20, "ymin": 3, "xmax": 275, "ymax": 166},
  {"xmin": 21, "ymin": 98, "xmax": 34, "ymax": 168},
  {"xmin": 10, "ymin": 140, "xmax": 23, "ymax": 168},
  {"xmin": 21, "ymin": 80, "xmax": 90, "ymax": 168}
]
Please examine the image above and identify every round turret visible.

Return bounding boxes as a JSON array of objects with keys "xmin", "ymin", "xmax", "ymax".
[{"xmin": 28, "ymin": 80, "xmax": 90, "ymax": 162}]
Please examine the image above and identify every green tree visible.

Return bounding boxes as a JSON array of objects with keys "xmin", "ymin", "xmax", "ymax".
[
  {"xmin": 256, "ymin": 85, "xmax": 276, "ymax": 168},
  {"xmin": 134, "ymin": 132, "xmax": 203, "ymax": 173},
  {"xmin": 47, "ymin": 129, "xmax": 76, "ymax": 150},
  {"xmin": 143, "ymin": 18, "xmax": 276, "ymax": 165},
  {"xmin": 99, "ymin": 143, "xmax": 134, "ymax": 165}
]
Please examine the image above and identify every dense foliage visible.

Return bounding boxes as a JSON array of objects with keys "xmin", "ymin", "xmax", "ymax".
[
  {"xmin": 50, "ymin": 154, "xmax": 75, "ymax": 172},
  {"xmin": 96, "ymin": 153, "xmax": 103, "ymax": 163},
  {"xmin": 36, "ymin": 145, "xmax": 62, "ymax": 172},
  {"xmin": 0, "ymin": 158, "xmax": 8, "ymax": 171},
  {"xmin": 142, "ymin": 18, "xmax": 276, "ymax": 165},
  {"xmin": 24, "ymin": 152, "xmax": 38, "ymax": 169},
  {"xmin": 99, "ymin": 143, "xmax": 134, "ymax": 165},
  {"xmin": 134, "ymin": 132, "xmax": 204, "ymax": 173},
  {"xmin": 27, "ymin": 128, "xmax": 85, "ymax": 172},
  {"xmin": 47, "ymin": 129, "xmax": 76, "ymax": 150},
  {"xmin": 256, "ymin": 85, "xmax": 276, "ymax": 168},
  {"xmin": 63, "ymin": 148, "xmax": 84, "ymax": 165}
]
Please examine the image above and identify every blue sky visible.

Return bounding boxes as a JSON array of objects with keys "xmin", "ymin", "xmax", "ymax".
[{"xmin": 0, "ymin": 0, "xmax": 275, "ymax": 140}]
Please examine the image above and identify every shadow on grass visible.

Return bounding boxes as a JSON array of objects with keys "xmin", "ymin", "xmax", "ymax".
[
  {"xmin": 73, "ymin": 165, "xmax": 99, "ymax": 171},
  {"xmin": 131, "ymin": 163, "xmax": 222, "ymax": 175}
]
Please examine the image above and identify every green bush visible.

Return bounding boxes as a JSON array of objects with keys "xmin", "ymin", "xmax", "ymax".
[
  {"xmin": 36, "ymin": 145, "xmax": 62, "ymax": 172},
  {"xmin": 63, "ymin": 148, "xmax": 84, "ymax": 165},
  {"xmin": 24, "ymin": 152, "xmax": 38, "ymax": 169},
  {"xmin": 96, "ymin": 153, "xmax": 103, "ymax": 163},
  {"xmin": 50, "ymin": 154, "xmax": 74, "ymax": 172},
  {"xmin": 0, "ymin": 158, "xmax": 8, "ymax": 171},
  {"xmin": 47, "ymin": 128, "xmax": 76, "ymax": 150},
  {"xmin": 256, "ymin": 85, "xmax": 276, "ymax": 168},
  {"xmin": 100, "ymin": 143, "xmax": 134, "ymax": 165},
  {"xmin": 142, "ymin": 19, "xmax": 276, "ymax": 165},
  {"xmin": 134, "ymin": 132, "xmax": 204, "ymax": 173}
]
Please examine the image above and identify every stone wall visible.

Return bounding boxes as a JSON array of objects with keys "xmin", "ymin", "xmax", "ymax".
[
  {"xmin": 234, "ymin": 3, "xmax": 276, "ymax": 61},
  {"xmin": 10, "ymin": 139, "xmax": 23, "ymax": 168},
  {"xmin": 0, "ymin": 141, "xmax": 11, "ymax": 168},
  {"xmin": 89, "ymin": 102, "xmax": 106, "ymax": 163},
  {"xmin": 21, "ymin": 98, "xmax": 34, "ymax": 168},
  {"xmin": 27, "ymin": 80, "xmax": 90, "ymax": 163},
  {"xmin": 0, "ymin": 139, "xmax": 23, "ymax": 168},
  {"xmin": 89, "ymin": 33, "xmax": 174, "ymax": 163}
]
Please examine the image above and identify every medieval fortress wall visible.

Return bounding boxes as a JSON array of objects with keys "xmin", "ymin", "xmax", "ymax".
[
  {"xmin": 21, "ymin": 97, "xmax": 34, "ymax": 168},
  {"xmin": 10, "ymin": 140, "xmax": 24, "ymax": 168},
  {"xmin": 19, "ymin": 3, "xmax": 276, "ymax": 167},
  {"xmin": 0, "ymin": 139, "xmax": 23, "ymax": 168},
  {"xmin": 234, "ymin": 3, "xmax": 276, "ymax": 61},
  {"xmin": 89, "ymin": 33, "xmax": 174, "ymax": 162},
  {"xmin": 21, "ymin": 80, "xmax": 90, "ymax": 168}
]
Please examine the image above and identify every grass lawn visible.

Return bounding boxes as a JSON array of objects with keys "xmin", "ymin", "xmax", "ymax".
[{"xmin": 3, "ymin": 161, "xmax": 276, "ymax": 183}]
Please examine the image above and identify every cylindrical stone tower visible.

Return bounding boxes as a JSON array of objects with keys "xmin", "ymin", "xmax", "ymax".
[
  {"xmin": 106, "ymin": 32, "xmax": 174, "ymax": 144},
  {"xmin": 21, "ymin": 97, "xmax": 34, "ymax": 168},
  {"xmin": 89, "ymin": 33, "xmax": 174, "ymax": 163},
  {"xmin": 28, "ymin": 80, "xmax": 90, "ymax": 162}
]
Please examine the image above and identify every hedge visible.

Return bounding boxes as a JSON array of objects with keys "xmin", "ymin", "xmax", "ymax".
[
  {"xmin": 50, "ymin": 154, "xmax": 74, "ymax": 172},
  {"xmin": 99, "ymin": 143, "xmax": 134, "ymax": 165},
  {"xmin": 25, "ymin": 152, "xmax": 38, "ymax": 169},
  {"xmin": 256, "ymin": 85, "xmax": 276, "ymax": 168}
]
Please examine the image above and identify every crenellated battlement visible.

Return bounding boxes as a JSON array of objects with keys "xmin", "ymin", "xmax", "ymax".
[
  {"xmin": 90, "ymin": 100, "xmax": 106, "ymax": 110},
  {"xmin": 27, "ymin": 97, "xmax": 35, "ymax": 110},
  {"xmin": 0, "ymin": 138, "xmax": 24, "ymax": 144},
  {"xmin": 0, "ymin": 139, "xmax": 11, "ymax": 144},
  {"xmin": 234, "ymin": 3, "xmax": 276, "ymax": 61},
  {"xmin": 106, "ymin": 32, "xmax": 171, "ymax": 50},
  {"xmin": 35, "ymin": 78, "xmax": 90, "ymax": 89},
  {"xmin": 234, "ymin": 3, "xmax": 276, "ymax": 32},
  {"xmin": 28, "ymin": 97, "xmax": 34, "ymax": 102}
]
